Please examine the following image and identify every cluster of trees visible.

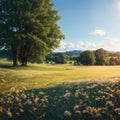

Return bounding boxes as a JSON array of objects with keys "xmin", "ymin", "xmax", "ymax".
[
  {"xmin": 46, "ymin": 48, "xmax": 120, "ymax": 66},
  {"xmin": 75, "ymin": 49, "xmax": 120, "ymax": 65},
  {"xmin": 76, "ymin": 48, "xmax": 109, "ymax": 65},
  {"xmin": 109, "ymin": 57, "xmax": 120, "ymax": 65},
  {"xmin": 0, "ymin": 0, "xmax": 64, "ymax": 66},
  {"xmin": 109, "ymin": 52, "xmax": 120, "ymax": 65},
  {"xmin": 46, "ymin": 53, "xmax": 69, "ymax": 64}
]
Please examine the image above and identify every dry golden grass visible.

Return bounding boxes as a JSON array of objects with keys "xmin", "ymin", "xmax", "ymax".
[{"xmin": 1, "ymin": 60, "xmax": 120, "ymax": 94}]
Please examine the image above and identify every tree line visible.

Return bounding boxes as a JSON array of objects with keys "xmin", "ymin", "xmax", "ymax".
[
  {"xmin": 46, "ymin": 48, "xmax": 120, "ymax": 65},
  {"xmin": 76, "ymin": 48, "xmax": 109, "ymax": 65}
]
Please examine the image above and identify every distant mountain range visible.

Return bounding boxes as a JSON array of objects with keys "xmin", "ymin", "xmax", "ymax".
[
  {"xmin": 54, "ymin": 50, "xmax": 116, "ymax": 56},
  {"xmin": 55, "ymin": 50, "xmax": 83, "ymax": 56},
  {"xmin": 65, "ymin": 50, "xmax": 83, "ymax": 55}
]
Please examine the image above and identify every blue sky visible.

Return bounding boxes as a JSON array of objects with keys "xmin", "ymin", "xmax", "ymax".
[{"xmin": 51, "ymin": 0, "xmax": 120, "ymax": 52}]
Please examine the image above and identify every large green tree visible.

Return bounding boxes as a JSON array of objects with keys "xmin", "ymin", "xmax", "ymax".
[
  {"xmin": 95, "ymin": 48, "xmax": 109, "ymax": 65},
  {"xmin": 77, "ymin": 50, "xmax": 96, "ymax": 65},
  {"xmin": 0, "ymin": 0, "xmax": 64, "ymax": 66}
]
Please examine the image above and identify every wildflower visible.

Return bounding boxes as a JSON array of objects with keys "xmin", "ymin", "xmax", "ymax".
[
  {"xmin": 87, "ymin": 84, "xmax": 98, "ymax": 89},
  {"xmin": 21, "ymin": 93, "xmax": 27, "ymax": 99},
  {"xmin": 31, "ymin": 93, "xmax": 35, "ymax": 98},
  {"xmin": 25, "ymin": 99, "xmax": 32, "ymax": 105},
  {"xmin": 95, "ymin": 113, "xmax": 101, "ymax": 117},
  {"xmin": 22, "ymin": 86, "xmax": 27, "ymax": 90},
  {"xmin": 114, "ymin": 108, "xmax": 120, "ymax": 115},
  {"xmin": 75, "ymin": 110, "xmax": 81, "ymax": 115},
  {"xmin": 73, "ymin": 104, "xmax": 79, "ymax": 110},
  {"xmin": 106, "ymin": 101, "xmax": 114, "ymax": 107},
  {"xmin": 116, "ymin": 90, "xmax": 120, "ymax": 96},
  {"xmin": 0, "ymin": 98, "xmax": 4, "ymax": 102},
  {"xmin": 38, "ymin": 92, "xmax": 45, "ymax": 96},
  {"xmin": 6, "ymin": 108, "xmax": 12, "ymax": 118},
  {"xmin": 83, "ymin": 106, "xmax": 101, "ymax": 117},
  {"xmin": 15, "ymin": 97, "xmax": 21, "ymax": 102},
  {"xmin": 34, "ymin": 97, "xmax": 39, "ymax": 103},
  {"xmin": 101, "ymin": 107, "xmax": 108, "ymax": 113},
  {"xmin": 16, "ymin": 112, "xmax": 20, "ymax": 116},
  {"xmin": 20, "ymin": 108, "xmax": 24, "ymax": 113},
  {"xmin": 16, "ymin": 90, "xmax": 19, "ymax": 93},
  {"xmin": 95, "ymin": 97, "xmax": 101, "ymax": 101},
  {"xmin": 42, "ymin": 104, "xmax": 47, "ymax": 108},
  {"xmin": 79, "ymin": 100, "xmax": 83, "ymax": 105},
  {"xmin": 0, "ymin": 107, "xmax": 3, "ymax": 112},
  {"xmin": 63, "ymin": 92, "xmax": 71, "ymax": 98},
  {"xmin": 74, "ymin": 89, "xmax": 81, "ymax": 98},
  {"xmin": 41, "ymin": 98, "xmax": 46, "ymax": 103},
  {"xmin": 10, "ymin": 87, "xmax": 15, "ymax": 92},
  {"xmin": 18, "ymin": 102, "xmax": 23, "ymax": 107},
  {"xmin": 32, "ymin": 106, "xmax": 37, "ymax": 111},
  {"xmin": 64, "ymin": 110, "xmax": 71, "ymax": 117}
]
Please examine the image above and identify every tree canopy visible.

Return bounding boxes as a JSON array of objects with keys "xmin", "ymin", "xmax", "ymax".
[
  {"xmin": 0, "ymin": 0, "xmax": 64, "ymax": 66},
  {"xmin": 77, "ymin": 50, "xmax": 96, "ymax": 65},
  {"xmin": 95, "ymin": 48, "xmax": 109, "ymax": 65}
]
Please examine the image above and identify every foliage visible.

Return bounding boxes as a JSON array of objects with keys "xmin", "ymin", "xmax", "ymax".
[
  {"xmin": 0, "ymin": 79, "xmax": 120, "ymax": 120},
  {"xmin": 109, "ymin": 57, "xmax": 120, "ymax": 65},
  {"xmin": 46, "ymin": 53, "xmax": 69, "ymax": 64},
  {"xmin": 0, "ymin": 0, "xmax": 64, "ymax": 66},
  {"xmin": 54, "ymin": 53, "xmax": 69, "ymax": 64},
  {"xmin": 77, "ymin": 50, "xmax": 96, "ymax": 65},
  {"xmin": 95, "ymin": 48, "xmax": 110, "ymax": 65}
]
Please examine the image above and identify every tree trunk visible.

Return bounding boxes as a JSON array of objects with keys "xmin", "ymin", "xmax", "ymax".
[
  {"xmin": 13, "ymin": 47, "xmax": 19, "ymax": 66},
  {"xmin": 21, "ymin": 45, "xmax": 28, "ymax": 66},
  {"xmin": 21, "ymin": 57, "xmax": 27, "ymax": 66}
]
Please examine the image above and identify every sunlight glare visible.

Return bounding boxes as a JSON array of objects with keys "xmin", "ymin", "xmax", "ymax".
[{"xmin": 116, "ymin": 0, "xmax": 120, "ymax": 11}]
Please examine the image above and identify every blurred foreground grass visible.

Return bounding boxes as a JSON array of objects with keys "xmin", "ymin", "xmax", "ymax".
[{"xmin": 0, "ymin": 78, "xmax": 120, "ymax": 120}]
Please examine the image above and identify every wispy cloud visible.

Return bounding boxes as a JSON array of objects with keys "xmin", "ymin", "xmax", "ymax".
[
  {"xmin": 55, "ymin": 37, "xmax": 120, "ymax": 52},
  {"xmin": 102, "ymin": 37, "xmax": 120, "ymax": 51},
  {"xmin": 89, "ymin": 29, "xmax": 107, "ymax": 36},
  {"xmin": 55, "ymin": 41, "xmax": 97, "ymax": 52}
]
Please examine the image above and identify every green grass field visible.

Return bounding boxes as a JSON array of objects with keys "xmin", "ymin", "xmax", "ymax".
[
  {"xmin": 1, "ymin": 60, "xmax": 120, "ymax": 94},
  {"xmin": 0, "ymin": 60, "xmax": 120, "ymax": 120}
]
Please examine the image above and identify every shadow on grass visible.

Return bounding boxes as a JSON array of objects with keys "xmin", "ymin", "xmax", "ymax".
[
  {"xmin": 0, "ymin": 81, "xmax": 120, "ymax": 120},
  {"xmin": 0, "ymin": 63, "xmax": 13, "ymax": 69},
  {"xmin": 0, "ymin": 63, "xmax": 32, "ymax": 70}
]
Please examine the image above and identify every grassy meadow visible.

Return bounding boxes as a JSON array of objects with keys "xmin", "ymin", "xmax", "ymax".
[{"xmin": 0, "ymin": 60, "xmax": 120, "ymax": 120}]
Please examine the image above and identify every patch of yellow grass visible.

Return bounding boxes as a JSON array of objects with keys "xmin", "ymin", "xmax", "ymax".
[{"xmin": 1, "ymin": 62, "xmax": 120, "ymax": 94}]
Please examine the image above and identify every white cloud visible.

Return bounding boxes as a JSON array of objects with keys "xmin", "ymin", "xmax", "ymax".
[
  {"xmin": 103, "ymin": 37, "xmax": 120, "ymax": 51},
  {"xmin": 89, "ymin": 29, "xmax": 107, "ymax": 36},
  {"xmin": 55, "ymin": 41, "xmax": 97, "ymax": 52},
  {"xmin": 56, "ymin": 41, "xmax": 75, "ymax": 52},
  {"xmin": 55, "ymin": 37, "xmax": 120, "ymax": 52}
]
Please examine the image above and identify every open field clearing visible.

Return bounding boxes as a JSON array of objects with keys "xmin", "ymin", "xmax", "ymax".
[
  {"xmin": 1, "ymin": 60, "xmax": 120, "ymax": 94},
  {"xmin": 0, "ymin": 60, "xmax": 120, "ymax": 120}
]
